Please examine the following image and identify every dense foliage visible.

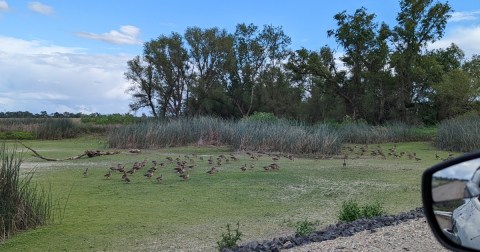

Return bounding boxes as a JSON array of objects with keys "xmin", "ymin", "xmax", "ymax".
[{"xmin": 125, "ymin": 0, "xmax": 480, "ymax": 125}]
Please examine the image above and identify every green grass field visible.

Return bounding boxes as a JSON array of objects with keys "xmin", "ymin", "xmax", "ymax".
[{"xmin": 0, "ymin": 137, "xmax": 457, "ymax": 251}]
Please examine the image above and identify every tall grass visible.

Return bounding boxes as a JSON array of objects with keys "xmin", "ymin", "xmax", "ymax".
[
  {"xmin": 436, "ymin": 115, "xmax": 480, "ymax": 152},
  {"xmin": 0, "ymin": 143, "xmax": 53, "ymax": 241},
  {"xmin": 108, "ymin": 117, "xmax": 343, "ymax": 155},
  {"xmin": 338, "ymin": 122, "xmax": 416, "ymax": 144}
]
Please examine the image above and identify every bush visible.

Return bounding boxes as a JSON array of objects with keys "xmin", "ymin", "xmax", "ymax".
[
  {"xmin": 338, "ymin": 199, "xmax": 384, "ymax": 222},
  {"xmin": 0, "ymin": 131, "xmax": 35, "ymax": 140},
  {"xmin": 338, "ymin": 199, "xmax": 362, "ymax": 222},
  {"xmin": 361, "ymin": 201, "xmax": 385, "ymax": 218},
  {"xmin": 0, "ymin": 143, "xmax": 53, "ymax": 241},
  {"xmin": 295, "ymin": 219, "xmax": 316, "ymax": 237},
  {"xmin": 242, "ymin": 112, "xmax": 278, "ymax": 123},
  {"xmin": 217, "ymin": 222, "xmax": 242, "ymax": 251}
]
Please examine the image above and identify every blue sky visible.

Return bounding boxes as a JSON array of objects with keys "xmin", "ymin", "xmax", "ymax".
[{"xmin": 1, "ymin": 1, "xmax": 480, "ymax": 114}]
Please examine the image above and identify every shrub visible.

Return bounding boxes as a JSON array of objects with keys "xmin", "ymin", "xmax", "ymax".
[
  {"xmin": 295, "ymin": 219, "xmax": 316, "ymax": 237},
  {"xmin": 0, "ymin": 143, "xmax": 53, "ymax": 241},
  {"xmin": 338, "ymin": 199, "xmax": 384, "ymax": 222},
  {"xmin": 217, "ymin": 222, "xmax": 242, "ymax": 251},
  {"xmin": 361, "ymin": 201, "xmax": 385, "ymax": 218},
  {"xmin": 338, "ymin": 199, "xmax": 362, "ymax": 222},
  {"xmin": 242, "ymin": 112, "xmax": 278, "ymax": 123}
]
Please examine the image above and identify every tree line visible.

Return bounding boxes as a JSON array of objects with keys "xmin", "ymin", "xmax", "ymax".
[{"xmin": 126, "ymin": 0, "xmax": 480, "ymax": 125}]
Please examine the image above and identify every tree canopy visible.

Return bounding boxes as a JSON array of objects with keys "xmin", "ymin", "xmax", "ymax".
[{"xmin": 125, "ymin": 0, "xmax": 480, "ymax": 125}]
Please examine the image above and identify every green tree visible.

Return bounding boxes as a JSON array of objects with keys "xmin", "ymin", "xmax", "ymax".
[
  {"xmin": 391, "ymin": 0, "xmax": 451, "ymax": 121},
  {"xmin": 125, "ymin": 55, "xmax": 159, "ymax": 117},
  {"xmin": 184, "ymin": 27, "xmax": 234, "ymax": 116},
  {"xmin": 227, "ymin": 23, "xmax": 291, "ymax": 117},
  {"xmin": 126, "ymin": 33, "xmax": 190, "ymax": 118}
]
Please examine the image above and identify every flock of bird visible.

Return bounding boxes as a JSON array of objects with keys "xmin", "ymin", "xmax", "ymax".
[
  {"xmin": 339, "ymin": 144, "xmax": 455, "ymax": 167},
  {"xmin": 82, "ymin": 151, "xmax": 292, "ymax": 183},
  {"xmin": 81, "ymin": 144, "xmax": 455, "ymax": 181}
]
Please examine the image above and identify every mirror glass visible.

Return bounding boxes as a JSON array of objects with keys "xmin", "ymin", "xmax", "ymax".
[{"xmin": 431, "ymin": 157, "xmax": 480, "ymax": 250}]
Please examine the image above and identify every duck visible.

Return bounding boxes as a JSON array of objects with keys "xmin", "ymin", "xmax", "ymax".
[
  {"xmin": 179, "ymin": 173, "xmax": 189, "ymax": 181},
  {"xmin": 156, "ymin": 175, "xmax": 163, "ymax": 183},
  {"xmin": 104, "ymin": 171, "xmax": 112, "ymax": 179}
]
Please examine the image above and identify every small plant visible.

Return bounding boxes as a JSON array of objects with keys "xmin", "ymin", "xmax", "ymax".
[
  {"xmin": 217, "ymin": 222, "xmax": 242, "ymax": 251},
  {"xmin": 338, "ymin": 199, "xmax": 362, "ymax": 222},
  {"xmin": 295, "ymin": 219, "xmax": 316, "ymax": 237},
  {"xmin": 338, "ymin": 199, "xmax": 385, "ymax": 222},
  {"xmin": 362, "ymin": 201, "xmax": 385, "ymax": 218}
]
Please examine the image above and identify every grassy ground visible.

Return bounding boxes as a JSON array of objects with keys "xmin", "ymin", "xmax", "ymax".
[{"xmin": 0, "ymin": 137, "xmax": 457, "ymax": 251}]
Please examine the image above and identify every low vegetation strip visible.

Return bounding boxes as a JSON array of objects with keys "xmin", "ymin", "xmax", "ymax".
[
  {"xmin": 107, "ymin": 117, "xmax": 437, "ymax": 155},
  {"xmin": 226, "ymin": 208, "xmax": 425, "ymax": 252},
  {"xmin": 107, "ymin": 117, "xmax": 343, "ymax": 155}
]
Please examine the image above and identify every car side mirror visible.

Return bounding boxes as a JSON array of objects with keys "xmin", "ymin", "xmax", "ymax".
[{"xmin": 423, "ymin": 152, "xmax": 480, "ymax": 252}]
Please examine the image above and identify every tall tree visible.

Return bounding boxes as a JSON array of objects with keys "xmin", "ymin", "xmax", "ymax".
[
  {"xmin": 125, "ymin": 56, "xmax": 158, "ymax": 117},
  {"xmin": 327, "ymin": 7, "xmax": 389, "ymax": 121},
  {"xmin": 391, "ymin": 0, "xmax": 451, "ymax": 121},
  {"xmin": 227, "ymin": 23, "xmax": 291, "ymax": 117},
  {"xmin": 184, "ymin": 27, "xmax": 234, "ymax": 116},
  {"xmin": 143, "ymin": 32, "xmax": 190, "ymax": 118}
]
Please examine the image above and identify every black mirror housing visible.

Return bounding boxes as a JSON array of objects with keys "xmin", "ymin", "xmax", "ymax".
[{"xmin": 423, "ymin": 151, "xmax": 480, "ymax": 252}]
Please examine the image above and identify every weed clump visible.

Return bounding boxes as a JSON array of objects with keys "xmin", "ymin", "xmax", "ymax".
[
  {"xmin": 338, "ymin": 199, "xmax": 384, "ymax": 222},
  {"xmin": 295, "ymin": 219, "xmax": 317, "ymax": 237},
  {"xmin": 217, "ymin": 222, "xmax": 242, "ymax": 251}
]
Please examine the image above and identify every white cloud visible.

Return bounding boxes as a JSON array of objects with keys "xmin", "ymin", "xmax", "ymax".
[
  {"xmin": 76, "ymin": 25, "xmax": 142, "ymax": 45},
  {"xmin": 27, "ymin": 2, "xmax": 54, "ymax": 16},
  {"xmin": 0, "ymin": 1, "xmax": 9, "ymax": 11},
  {"xmin": 0, "ymin": 36, "xmax": 133, "ymax": 114},
  {"xmin": 430, "ymin": 26, "xmax": 480, "ymax": 58},
  {"xmin": 450, "ymin": 10, "xmax": 480, "ymax": 22}
]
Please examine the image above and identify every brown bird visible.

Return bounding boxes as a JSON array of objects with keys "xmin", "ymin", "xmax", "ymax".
[
  {"xmin": 240, "ymin": 164, "xmax": 247, "ymax": 171},
  {"xmin": 117, "ymin": 164, "xmax": 125, "ymax": 173},
  {"xmin": 415, "ymin": 157, "xmax": 422, "ymax": 161},
  {"xmin": 156, "ymin": 175, "xmax": 163, "ymax": 183},
  {"xmin": 144, "ymin": 171, "xmax": 154, "ymax": 180},
  {"xmin": 207, "ymin": 167, "xmax": 217, "ymax": 175},
  {"xmin": 435, "ymin": 153, "xmax": 440, "ymax": 159},
  {"xmin": 179, "ymin": 173, "xmax": 189, "ymax": 181},
  {"xmin": 104, "ymin": 171, "xmax": 112, "ymax": 179},
  {"xmin": 83, "ymin": 167, "xmax": 89, "ymax": 177},
  {"xmin": 343, "ymin": 158, "xmax": 346, "ymax": 167},
  {"xmin": 269, "ymin": 163, "xmax": 279, "ymax": 170},
  {"xmin": 124, "ymin": 176, "xmax": 131, "ymax": 183}
]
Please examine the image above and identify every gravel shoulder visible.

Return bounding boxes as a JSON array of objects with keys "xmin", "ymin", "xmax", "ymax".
[{"xmin": 286, "ymin": 218, "xmax": 450, "ymax": 252}]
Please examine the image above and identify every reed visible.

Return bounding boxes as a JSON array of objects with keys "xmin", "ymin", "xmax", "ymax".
[
  {"xmin": 435, "ymin": 115, "xmax": 480, "ymax": 152},
  {"xmin": 0, "ymin": 143, "xmax": 53, "ymax": 241}
]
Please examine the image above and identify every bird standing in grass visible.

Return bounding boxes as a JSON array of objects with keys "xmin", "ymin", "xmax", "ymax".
[
  {"xmin": 207, "ymin": 167, "xmax": 217, "ymax": 175},
  {"xmin": 343, "ymin": 158, "xmax": 346, "ymax": 167},
  {"xmin": 83, "ymin": 167, "xmax": 89, "ymax": 177},
  {"xmin": 104, "ymin": 171, "xmax": 112, "ymax": 179},
  {"xmin": 156, "ymin": 175, "xmax": 163, "ymax": 183},
  {"xmin": 179, "ymin": 173, "xmax": 189, "ymax": 181}
]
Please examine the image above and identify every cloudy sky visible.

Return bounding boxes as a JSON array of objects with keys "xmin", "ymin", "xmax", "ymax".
[{"xmin": 1, "ymin": 1, "xmax": 479, "ymax": 115}]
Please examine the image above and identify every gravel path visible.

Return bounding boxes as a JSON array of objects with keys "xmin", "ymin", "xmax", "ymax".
[
  {"xmin": 286, "ymin": 218, "xmax": 450, "ymax": 252},
  {"xmin": 227, "ymin": 208, "xmax": 452, "ymax": 252}
]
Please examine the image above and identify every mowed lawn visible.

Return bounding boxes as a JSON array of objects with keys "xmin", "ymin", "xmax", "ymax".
[{"xmin": 1, "ymin": 137, "xmax": 455, "ymax": 251}]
